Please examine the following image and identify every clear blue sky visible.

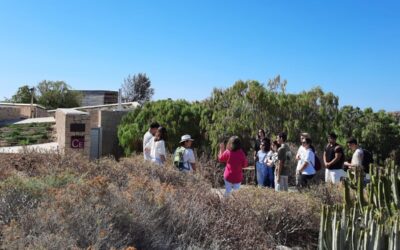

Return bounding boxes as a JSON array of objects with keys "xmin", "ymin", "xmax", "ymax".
[{"xmin": 0, "ymin": 0, "xmax": 399, "ymax": 111}]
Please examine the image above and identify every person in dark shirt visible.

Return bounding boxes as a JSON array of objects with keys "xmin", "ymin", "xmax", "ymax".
[{"xmin": 323, "ymin": 132, "xmax": 346, "ymax": 184}]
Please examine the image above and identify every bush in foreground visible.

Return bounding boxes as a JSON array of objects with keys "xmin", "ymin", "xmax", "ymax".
[{"xmin": 0, "ymin": 152, "xmax": 340, "ymax": 249}]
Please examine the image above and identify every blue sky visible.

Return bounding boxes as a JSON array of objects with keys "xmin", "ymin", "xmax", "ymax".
[{"xmin": 0, "ymin": 0, "xmax": 399, "ymax": 111}]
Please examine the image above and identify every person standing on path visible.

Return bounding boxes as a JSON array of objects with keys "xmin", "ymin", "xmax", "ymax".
[
  {"xmin": 297, "ymin": 138, "xmax": 316, "ymax": 188},
  {"xmin": 253, "ymin": 129, "xmax": 266, "ymax": 185},
  {"xmin": 143, "ymin": 122, "xmax": 160, "ymax": 160},
  {"xmin": 174, "ymin": 134, "xmax": 196, "ymax": 172},
  {"xmin": 344, "ymin": 137, "xmax": 364, "ymax": 180},
  {"xmin": 218, "ymin": 136, "xmax": 248, "ymax": 196},
  {"xmin": 145, "ymin": 126, "xmax": 167, "ymax": 166},
  {"xmin": 256, "ymin": 139, "xmax": 270, "ymax": 187},
  {"xmin": 275, "ymin": 132, "xmax": 291, "ymax": 192},
  {"xmin": 295, "ymin": 133, "xmax": 310, "ymax": 185},
  {"xmin": 323, "ymin": 132, "xmax": 346, "ymax": 184}
]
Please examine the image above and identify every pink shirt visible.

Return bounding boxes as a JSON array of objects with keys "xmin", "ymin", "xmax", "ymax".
[{"xmin": 218, "ymin": 149, "xmax": 248, "ymax": 184}]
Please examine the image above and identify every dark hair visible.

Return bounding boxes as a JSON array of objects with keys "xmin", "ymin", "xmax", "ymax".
[
  {"xmin": 278, "ymin": 132, "xmax": 287, "ymax": 142},
  {"xmin": 261, "ymin": 138, "xmax": 271, "ymax": 151},
  {"xmin": 328, "ymin": 132, "xmax": 337, "ymax": 139},
  {"xmin": 304, "ymin": 138, "xmax": 312, "ymax": 145},
  {"xmin": 228, "ymin": 136, "xmax": 242, "ymax": 151},
  {"xmin": 150, "ymin": 122, "xmax": 160, "ymax": 129},
  {"xmin": 347, "ymin": 137, "xmax": 358, "ymax": 145},
  {"xmin": 258, "ymin": 129, "xmax": 266, "ymax": 139},
  {"xmin": 272, "ymin": 140, "xmax": 280, "ymax": 148},
  {"xmin": 155, "ymin": 127, "xmax": 167, "ymax": 141}
]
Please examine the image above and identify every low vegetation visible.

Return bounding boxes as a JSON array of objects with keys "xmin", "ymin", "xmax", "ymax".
[
  {"xmin": 0, "ymin": 123, "xmax": 55, "ymax": 147},
  {"xmin": 0, "ymin": 151, "xmax": 342, "ymax": 249}
]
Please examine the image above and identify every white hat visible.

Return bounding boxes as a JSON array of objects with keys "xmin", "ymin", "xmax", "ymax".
[{"xmin": 180, "ymin": 134, "xmax": 194, "ymax": 143}]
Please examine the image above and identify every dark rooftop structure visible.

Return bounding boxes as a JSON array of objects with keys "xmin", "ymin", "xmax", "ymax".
[{"xmin": 76, "ymin": 90, "xmax": 118, "ymax": 107}]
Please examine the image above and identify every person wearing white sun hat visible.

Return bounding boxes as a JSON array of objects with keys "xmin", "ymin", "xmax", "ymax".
[{"xmin": 173, "ymin": 134, "xmax": 196, "ymax": 172}]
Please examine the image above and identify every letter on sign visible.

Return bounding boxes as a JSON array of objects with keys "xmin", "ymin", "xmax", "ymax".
[{"xmin": 71, "ymin": 136, "xmax": 84, "ymax": 149}]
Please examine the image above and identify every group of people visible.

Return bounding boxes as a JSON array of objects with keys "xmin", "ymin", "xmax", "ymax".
[
  {"xmin": 253, "ymin": 129, "xmax": 368, "ymax": 191},
  {"xmin": 142, "ymin": 122, "xmax": 368, "ymax": 196},
  {"xmin": 143, "ymin": 122, "xmax": 196, "ymax": 172}
]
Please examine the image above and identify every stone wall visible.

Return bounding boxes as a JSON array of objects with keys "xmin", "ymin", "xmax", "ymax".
[{"xmin": 56, "ymin": 109, "xmax": 90, "ymax": 157}]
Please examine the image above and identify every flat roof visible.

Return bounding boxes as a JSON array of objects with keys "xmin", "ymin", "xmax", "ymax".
[
  {"xmin": 48, "ymin": 102, "xmax": 140, "ymax": 112},
  {"xmin": 0, "ymin": 103, "xmax": 47, "ymax": 109},
  {"xmin": 75, "ymin": 90, "xmax": 118, "ymax": 94}
]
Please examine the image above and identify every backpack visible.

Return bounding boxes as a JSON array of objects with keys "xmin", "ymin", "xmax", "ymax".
[
  {"xmin": 362, "ymin": 149, "xmax": 373, "ymax": 174},
  {"xmin": 173, "ymin": 146, "xmax": 186, "ymax": 170},
  {"xmin": 314, "ymin": 155, "xmax": 322, "ymax": 171}
]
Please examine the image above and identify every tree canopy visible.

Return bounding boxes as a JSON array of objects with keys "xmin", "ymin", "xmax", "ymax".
[
  {"xmin": 121, "ymin": 73, "xmax": 154, "ymax": 104},
  {"xmin": 118, "ymin": 76, "xmax": 400, "ymax": 164}
]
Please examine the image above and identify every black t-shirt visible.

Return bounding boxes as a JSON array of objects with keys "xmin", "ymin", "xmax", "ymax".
[
  {"xmin": 254, "ymin": 139, "xmax": 262, "ymax": 153},
  {"xmin": 325, "ymin": 143, "xmax": 344, "ymax": 170}
]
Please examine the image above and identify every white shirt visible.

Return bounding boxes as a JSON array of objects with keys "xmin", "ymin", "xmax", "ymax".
[
  {"xmin": 143, "ymin": 131, "xmax": 153, "ymax": 160},
  {"xmin": 182, "ymin": 148, "xmax": 196, "ymax": 171},
  {"xmin": 300, "ymin": 148, "xmax": 316, "ymax": 175},
  {"xmin": 351, "ymin": 148, "xmax": 364, "ymax": 168},
  {"xmin": 296, "ymin": 145, "xmax": 307, "ymax": 170},
  {"xmin": 145, "ymin": 138, "xmax": 166, "ymax": 166}
]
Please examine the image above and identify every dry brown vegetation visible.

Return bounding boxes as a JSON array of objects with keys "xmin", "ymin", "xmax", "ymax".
[{"xmin": 0, "ymin": 151, "xmax": 342, "ymax": 249}]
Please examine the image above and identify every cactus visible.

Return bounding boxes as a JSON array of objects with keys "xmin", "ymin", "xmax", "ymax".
[{"xmin": 319, "ymin": 160, "xmax": 400, "ymax": 249}]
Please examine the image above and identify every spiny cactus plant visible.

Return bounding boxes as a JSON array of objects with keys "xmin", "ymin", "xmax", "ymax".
[{"xmin": 319, "ymin": 161, "xmax": 400, "ymax": 250}]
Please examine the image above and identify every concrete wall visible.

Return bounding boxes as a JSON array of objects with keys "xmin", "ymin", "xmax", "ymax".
[
  {"xmin": 88, "ymin": 110, "xmax": 100, "ymax": 128},
  {"xmin": 78, "ymin": 91, "xmax": 118, "ymax": 107},
  {"xmin": 99, "ymin": 110, "xmax": 129, "ymax": 158},
  {"xmin": 56, "ymin": 109, "xmax": 90, "ymax": 157},
  {"xmin": 0, "ymin": 107, "xmax": 21, "ymax": 120},
  {"xmin": 0, "ymin": 104, "xmax": 49, "ymax": 121}
]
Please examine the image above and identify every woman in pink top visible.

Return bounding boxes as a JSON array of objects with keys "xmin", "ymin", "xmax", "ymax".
[{"xmin": 218, "ymin": 136, "xmax": 248, "ymax": 196}]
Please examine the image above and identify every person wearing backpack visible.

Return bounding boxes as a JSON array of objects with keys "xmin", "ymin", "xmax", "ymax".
[
  {"xmin": 296, "ymin": 138, "xmax": 316, "ymax": 188},
  {"xmin": 295, "ymin": 133, "xmax": 310, "ymax": 185},
  {"xmin": 344, "ymin": 137, "xmax": 364, "ymax": 180},
  {"xmin": 323, "ymin": 132, "xmax": 346, "ymax": 184},
  {"xmin": 174, "ymin": 135, "xmax": 196, "ymax": 172}
]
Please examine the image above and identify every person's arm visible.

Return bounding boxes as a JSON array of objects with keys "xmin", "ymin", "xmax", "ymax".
[
  {"xmin": 323, "ymin": 147, "xmax": 328, "ymax": 167},
  {"xmin": 296, "ymin": 147, "xmax": 301, "ymax": 160},
  {"xmin": 158, "ymin": 141, "xmax": 166, "ymax": 163},
  {"xmin": 218, "ymin": 143, "xmax": 228, "ymax": 162},
  {"xmin": 189, "ymin": 150, "xmax": 196, "ymax": 171},
  {"xmin": 276, "ymin": 148, "xmax": 284, "ymax": 182}
]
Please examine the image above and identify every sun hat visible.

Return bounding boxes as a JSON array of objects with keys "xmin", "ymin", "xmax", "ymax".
[{"xmin": 180, "ymin": 134, "xmax": 194, "ymax": 143}]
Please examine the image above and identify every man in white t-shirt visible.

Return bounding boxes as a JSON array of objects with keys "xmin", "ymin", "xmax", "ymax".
[
  {"xmin": 143, "ymin": 122, "xmax": 160, "ymax": 160},
  {"xmin": 174, "ymin": 134, "xmax": 196, "ymax": 172},
  {"xmin": 344, "ymin": 137, "xmax": 364, "ymax": 179}
]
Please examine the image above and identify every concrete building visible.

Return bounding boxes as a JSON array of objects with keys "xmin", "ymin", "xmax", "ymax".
[
  {"xmin": 76, "ymin": 90, "xmax": 118, "ymax": 107},
  {"xmin": 0, "ymin": 103, "xmax": 48, "ymax": 121}
]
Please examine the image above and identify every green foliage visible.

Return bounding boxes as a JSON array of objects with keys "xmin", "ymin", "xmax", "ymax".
[
  {"xmin": 319, "ymin": 161, "xmax": 400, "ymax": 249},
  {"xmin": 9, "ymin": 85, "xmax": 37, "ymax": 103},
  {"xmin": 117, "ymin": 76, "xmax": 400, "ymax": 161},
  {"xmin": 36, "ymin": 80, "xmax": 81, "ymax": 109},
  {"xmin": 200, "ymin": 79, "xmax": 339, "ymax": 155},
  {"xmin": 335, "ymin": 106, "xmax": 400, "ymax": 164},
  {"xmin": 0, "ymin": 123, "xmax": 54, "ymax": 146},
  {"xmin": 118, "ymin": 99, "xmax": 203, "ymax": 155}
]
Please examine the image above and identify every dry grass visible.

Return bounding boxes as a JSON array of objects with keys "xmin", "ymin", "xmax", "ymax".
[{"xmin": 0, "ymin": 151, "xmax": 342, "ymax": 249}]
